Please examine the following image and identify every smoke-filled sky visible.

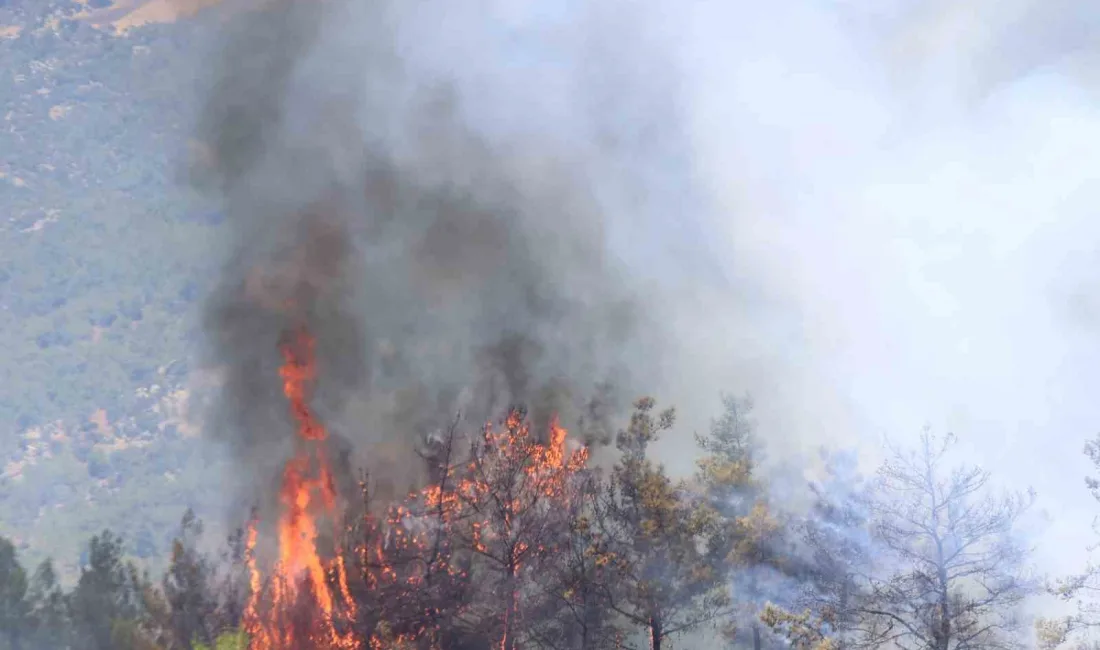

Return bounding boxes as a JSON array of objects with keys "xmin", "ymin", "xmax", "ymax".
[
  {"xmin": 193, "ymin": 0, "xmax": 1100, "ymax": 604},
  {"xmin": 445, "ymin": 0, "xmax": 1100, "ymax": 584},
  {"xmin": 668, "ymin": 0, "xmax": 1100, "ymax": 583}
]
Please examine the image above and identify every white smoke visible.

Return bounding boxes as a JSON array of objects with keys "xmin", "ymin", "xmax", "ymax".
[
  {"xmin": 671, "ymin": 0, "xmax": 1100, "ymax": 605},
  {"xmin": 196, "ymin": 0, "xmax": 1100, "ymax": 626}
]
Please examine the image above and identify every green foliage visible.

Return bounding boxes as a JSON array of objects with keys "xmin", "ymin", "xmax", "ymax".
[
  {"xmin": 0, "ymin": 398, "xmax": 1052, "ymax": 650},
  {"xmin": 0, "ymin": 511, "xmax": 237, "ymax": 650},
  {"xmin": 163, "ymin": 510, "xmax": 217, "ymax": 649},
  {"xmin": 0, "ymin": 537, "xmax": 30, "ymax": 650},
  {"xmin": 112, "ymin": 617, "xmax": 165, "ymax": 650},
  {"xmin": 194, "ymin": 629, "xmax": 248, "ymax": 650},
  {"xmin": 27, "ymin": 558, "xmax": 71, "ymax": 650},
  {"xmin": 759, "ymin": 604, "xmax": 836, "ymax": 650},
  {"xmin": 599, "ymin": 397, "xmax": 731, "ymax": 649},
  {"xmin": 0, "ymin": 3, "xmax": 230, "ymax": 571},
  {"xmin": 693, "ymin": 394, "xmax": 760, "ymax": 520},
  {"xmin": 692, "ymin": 394, "xmax": 802, "ymax": 649},
  {"xmin": 70, "ymin": 530, "xmax": 148, "ymax": 650},
  {"xmin": 694, "ymin": 394, "xmax": 757, "ymax": 493}
]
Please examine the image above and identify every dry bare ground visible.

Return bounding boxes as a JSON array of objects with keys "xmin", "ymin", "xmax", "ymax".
[{"xmin": 74, "ymin": 0, "xmax": 229, "ymax": 34}]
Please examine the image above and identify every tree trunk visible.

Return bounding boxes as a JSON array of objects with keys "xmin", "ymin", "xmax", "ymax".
[
  {"xmin": 934, "ymin": 524, "xmax": 950, "ymax": 650},
  {"xmin": 929, "ymin": 453, "xmax": 951, "ymax": 650},
  {"xmin": 649, "ymin": 614, "xmax": 662, "ymax": 650},
  {"xmin": 837, "ymin": 580, "xmax": 849, "ymax": 650},
  {"xmin": 750, "ymin": 571, "xmax": 762, "ymax": 650},
  {"xmin": 501, "ymin": 568, "xmax": 517, "ymax": 650}
]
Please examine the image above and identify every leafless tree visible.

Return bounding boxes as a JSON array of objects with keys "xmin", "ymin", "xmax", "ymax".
[
  {"xmin": 861, "ymin": 429, "xmax": 1036, "ymax": 650},
  {"xmin": 1039, "ymin": 435, "xmax": 1100, "ymax": 648}
]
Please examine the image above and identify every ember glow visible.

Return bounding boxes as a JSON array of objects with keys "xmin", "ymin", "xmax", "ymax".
[{"xmin": 240, "ymin": 326, "xmax": 590, "ymax": 650}]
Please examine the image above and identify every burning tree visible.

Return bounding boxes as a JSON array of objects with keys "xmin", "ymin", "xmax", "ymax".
[
  {"xmin": 339, "ymin": 408, "xmax": 593, "ymax": 650},
  {"xmin": 451, "ymin": 410, "xmax": 591, "ymax": 650},
  {"xmin": 237, "ymin": 322, "xmax": 605, "ymax": 650},
  {"xmin": 341, "ymin": 424, "xmax": 474, "ymax": 649},
  {"xmin": 240, "ymin": 327, "xmax": 359, "ymax": 650}
]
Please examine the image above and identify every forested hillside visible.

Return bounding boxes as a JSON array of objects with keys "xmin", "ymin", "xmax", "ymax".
[
  {"xmin": 5, "ymin": 2, "xmax": 1100, "ymax": 650},
  {"xmin": 0, "ymin": 0, "xmax": 226, "ymax": 574},
  {"xmin": 0, "ymin": 398, "xmax": 1064, "ymax": 650}
]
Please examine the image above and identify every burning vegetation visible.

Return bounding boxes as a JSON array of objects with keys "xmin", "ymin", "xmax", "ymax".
[
  {"xmin": 241, "ymin": 326, "xmax": 354, "ymax": 650},
  {"xmin": 0, "ymin": 3, "xmax": 1021, "ymax": 649},
  {"xmin": 211, "ymin": 320, "xmax": 737, "ymax": 650},
  {"xmin": 0, "ymin": 320, "xmax": 1048, "ymax": 650},
  {"xmin": 187, "ymin": 321, "xmax": 1038, "ymax": 650},
  {"xmin": 238, "ymin": 323, "xmax": 601, "ymax": 650},
  {"xmin": 233, "ymin": 318, "xmax": 670, "ymax": 650}
]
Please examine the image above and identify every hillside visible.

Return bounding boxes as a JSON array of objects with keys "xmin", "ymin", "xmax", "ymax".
[{"xmin": 0, "ymin": 0, "xmax": 229, "ymax": 576}]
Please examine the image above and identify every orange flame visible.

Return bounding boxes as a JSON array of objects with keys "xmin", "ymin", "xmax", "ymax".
[
  {"xmin": 243, "ymin": 327, "xmax": 355, "ymax": 650},
  {"xmin": 241, "ymin": 327, "xmax": 591, "ymax": 650}
]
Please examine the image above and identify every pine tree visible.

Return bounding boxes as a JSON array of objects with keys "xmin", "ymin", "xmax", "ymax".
[
  {"xmin": 528, "ymin": 471, "xmax": 620, "ymax": 650},
  {"xmin": 453, "ymin": 409, "xmax": 589, "ymax": 650},
  {"xmin": 597, "ymin": 397, "xmax": 730, "ymax": 650},
  {"xmin": 26, "ymin": 558, "xmax": 71, "ymax": 650},
  {"xmin": 70, "ymin": 531, "xmax": 145, "ymax": 650},
  {"xmin": 692, "ymin": 395, "xmax": 792, "ymax": 649},
  {"xmin": 163, "ymin": 510, "xmax": 218, "ymax": 649},
  {"xmin": 0, "ymin": 537, "xmax": 30, "ymax": 650},
  {"xmin": 762, "ymin": 449, "xmax": 873, "ymax": 650}
]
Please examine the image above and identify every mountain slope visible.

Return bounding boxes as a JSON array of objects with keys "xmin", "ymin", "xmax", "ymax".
[{"xmin": 0, "ymin": 0, "xmax": 228, "ymax": 576}]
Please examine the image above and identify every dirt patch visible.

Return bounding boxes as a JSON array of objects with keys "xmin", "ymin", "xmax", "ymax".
[
  {"xmin": 80, "ymin": 0, "xmax": 228, "ymax": 34},
  {"xmin": 90, "ymin": 408, "xmax": 114, "ymax": 437},
  {"xmin": 49, "ymin": 104, "xmax": 71, "ymax": 121},
  {"xmin": 115, "ymin": 0, "xmax": 220, "ymax": 32}
]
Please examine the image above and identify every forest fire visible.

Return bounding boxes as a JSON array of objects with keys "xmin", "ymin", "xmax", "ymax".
[
  {"xmin": 242, "ymin": 327, "xmax": 356, "ymax": 650},
  {"xmin": 240, "ymin": 326, "xmax": 592, "ymax": 650}
]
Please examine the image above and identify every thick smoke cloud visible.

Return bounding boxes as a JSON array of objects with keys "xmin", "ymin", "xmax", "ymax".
[
  {"xmin": 190, "ymin": 0, "xmax": 1100, "ymax": 600},
  {"xmin": 175, "ymin": 0, "xmax": 1100, "ymax": 634},
  {"xmin": 193, "ymin": 0, "xmax": 700, "ymax": 502},
  {"xmin": 674, "ymin": 1, "xmax": 1100, "ymax": 621}
]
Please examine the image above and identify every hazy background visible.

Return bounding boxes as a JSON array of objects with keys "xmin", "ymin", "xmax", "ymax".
[
  {"xmin": 3, "ymin": 0, "xmax": 1100, "ymax": 626},
  {"xmin": 668, "ymin": 0, "xmax": 1100, "ymax": 585}
]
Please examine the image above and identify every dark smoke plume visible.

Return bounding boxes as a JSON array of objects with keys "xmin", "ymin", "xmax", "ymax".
[{"xmin": 194, "ymin": 0, "xmax": 676, "ymax": 503}]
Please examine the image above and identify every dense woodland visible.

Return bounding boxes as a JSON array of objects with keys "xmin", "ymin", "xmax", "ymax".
[
  {"xmin": 0, "ymin": 0, "xmax": 228, "ymax": 571},
  {"xmin": 5, "ymin": 395, "xmax": 1100, "ymax": 650}
]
